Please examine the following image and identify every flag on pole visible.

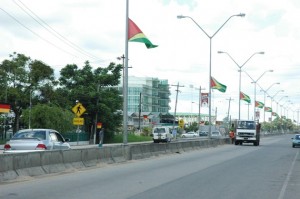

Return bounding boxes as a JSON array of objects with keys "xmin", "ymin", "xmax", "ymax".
[
  {"xmin": 255, "ymin": 101, "xmax": 264, "ymax": 108},
  {"xmin": 211, "ymin": 77, "xmax": 227, "ymax": 93},
  {"xmin": 272, "ymin": 112, "xmax": 278, "ymax": 117},
  {"xmin": 240, "ymin": 91, "xmax": 251, "ymax": 103},
  {"xmin": 128, "ymin": 18, "xmax": 158, "ymax": 49},
  {"xmin": 0, "ymin": 103, "xmax": 10, "ymax": 113},
  {"xmin": 264, "ymin": 107, "xmax": 272, "ymax": 112}
]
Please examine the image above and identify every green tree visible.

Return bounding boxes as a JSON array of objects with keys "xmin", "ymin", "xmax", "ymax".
[
  {"xmin": 59, "ymin": 61, "xmax": 123, "ymax": 142},
  {"xmin": 21, "ymin": 103, "xmax": 74, "ymax": 133},
  {"xmin": 0, "ymin": 52, "xmax": 56, "ymax": 133}
]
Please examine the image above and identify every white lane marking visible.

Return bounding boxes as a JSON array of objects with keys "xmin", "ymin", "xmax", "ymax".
[{"xmin": 278, "ymin": 150, "xmax": 299, "ymax": 199}]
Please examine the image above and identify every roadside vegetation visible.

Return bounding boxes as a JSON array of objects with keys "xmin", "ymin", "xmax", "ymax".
[{"xmin": 0, "ymin": 52, "xmax": 298, "ymax": 144}]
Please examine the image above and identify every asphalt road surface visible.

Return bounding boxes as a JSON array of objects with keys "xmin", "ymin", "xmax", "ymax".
[{"xmin": 1, "ymin": 134, "xmax": 299, "ymax": 199}]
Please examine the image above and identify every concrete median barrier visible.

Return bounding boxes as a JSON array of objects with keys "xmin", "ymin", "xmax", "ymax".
[
  {"xmin": 0, "ymin": 138, "xmax": 230, "ymax": 182},
  {"xmin": 98, "ymin": 147, "xmax": 114, "ymax": 165},
  {"xmin": 42, "ymin": 151, "xmax": 66, "ymax": 174},
  {"xmin": 0, "ymin": 154, "xmax": 18, "ymax": 182},
  {"xmin": 110, "ymin": 145, "xmax": 128, "ymax": 163},
  {"xmin": 82, "ymin": 148, "xmax": 99, "ymax": 167},
  {"xmin": 62, "ymin": 149, "xmax": 85, "ymax": 170},
  {"xmin": 15, "ymin": 152, "xmax": 45, "ymax": 177},
  {"xmin": 130, "ymin": 145, "xmax": 144, "ymax": 160}
]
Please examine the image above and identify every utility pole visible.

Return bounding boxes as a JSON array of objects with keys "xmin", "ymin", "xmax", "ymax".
[
  {"xmin": 116, "ymin": 54, "xmax": 132, "ymax": 145},
  {"xmin": 226, "ymin": 97, "xmax": 233, "ymax": 126},
  {"xmin": 195, "ymin": 86, "xmax": 205, "ymax": 131},
  {"xmin": 138, "ymin": 92, "xmax": 142, "ymax": 131},
  {"xmin": 226, "ymin": 97, "xmax": 233, "ymax": 121},
  {"xmin": 171, "ymin": 82, "xmax": 184, "ymax": 131},
  {"xmin": 245, "ymin": 103, "xmax": 251, "ymax": 120}
]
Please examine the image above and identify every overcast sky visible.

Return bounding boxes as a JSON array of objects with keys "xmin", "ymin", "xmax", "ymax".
[{"xmin": 1, "ymin": 0, "xmax": 299, "ymax": 121}]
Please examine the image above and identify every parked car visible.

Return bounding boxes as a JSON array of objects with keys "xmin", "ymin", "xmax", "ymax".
[
  {"xmin": 292, "ymin": 134, "xmax": 300, "ymax": 148},
  {"xmin": 211, "ymin": 131, "xmax": 222, "ymax": 138},
  {"xmin": 4, "ymin": 129, "xmax": 71, "ymax": 153},
  {"xmin": 181, "ymin": 131, "xmax": 198, "ymax": 138},
  {"xmin": 199, "ymin": 131, "xmax": 209, "ymax": 137}
]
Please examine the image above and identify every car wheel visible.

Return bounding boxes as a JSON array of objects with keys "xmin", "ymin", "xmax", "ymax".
[{"xmin": 293, "ymin": 144, "xmax": 295, "ymax": 148}]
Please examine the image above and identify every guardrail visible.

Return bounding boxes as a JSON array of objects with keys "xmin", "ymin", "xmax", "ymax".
[{"xmin": 0, "ymin": 138, "xmax": 230, "ymax": 182}]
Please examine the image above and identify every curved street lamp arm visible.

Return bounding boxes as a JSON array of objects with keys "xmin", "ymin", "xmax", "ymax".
[
  {"xmin": 180, "ymin": 13, "xmax": 245, "ymax": 39},
  {"xmin": 184, "ymin": 16, "xmax": 210, "ymax": 38},
  {"xmin": 218, "ymin": 51, "xmax": 263, "ymax": 69},
  {"xmin": 212, "ymin": 14, "xmax": 245, "ymax": 38},
  {"xmin": 266, "ymin": 82, "xmax": 280, "ymax": 92},
  {"xmin": 241, "ymin": 52, "xmax": 263, "ymax": 68},
  {"xmin": 242, "ymin": 70, "xmax": 255, "ymax": 82},
  {"xmin": 221, "ymin": 52, "xmax": 241, "ymax": 68},
  {"xmin": 256, "ymin": 69, "xmax": 273, "ymax": 83}
]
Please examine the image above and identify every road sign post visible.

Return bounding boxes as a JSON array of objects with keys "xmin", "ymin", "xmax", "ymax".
[{"xmin": 72, "ymin": 103, "xmax": 86, "ymax": 145}]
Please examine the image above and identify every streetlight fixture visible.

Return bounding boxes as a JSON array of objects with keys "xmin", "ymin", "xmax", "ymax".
[
  {"xmin": 243, "ymin": 70, "xmax": 273, "ymax": 120},
  {"xmin": 253, "ymin": 70, "xmax": 273, "ymax": 121},
  {"xmin": 177, "ymin": 13, "xmax": 245, "ymax": 136},
  {"xmin": 218, "ymin": 51, "xmax": 264, "ymax": 119},
  {"xmin": 268, "ymin": 89, "xmax": 284, "ymax": 120},
  {"xmin": 262, "ymin": 82, "xmax": 280, "ymax": 121},
  {"xmin": 277, "ymin": 95, "xmax": 288, "ymax": 114}
]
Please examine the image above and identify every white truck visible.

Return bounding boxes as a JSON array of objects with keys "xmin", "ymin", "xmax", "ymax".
[
  {"xmin": 233, "ymin": 120, "xmax": 260, "ymax": 146},
  {"xmin": 152, "ymin": 126, "xmax": 173, "ymax": 143}
]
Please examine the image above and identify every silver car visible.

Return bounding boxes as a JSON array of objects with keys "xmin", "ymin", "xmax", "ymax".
[
  {"xmin": 4, "ymin": 129, "xmax": 71, "ymax": 153},
  {"xmin": 211, "ymin": 131, "xmax": 222, "ymax": 138},
  {"xmin": 181, "ymin": 131, "xmax": 198, "ymax": 138}
]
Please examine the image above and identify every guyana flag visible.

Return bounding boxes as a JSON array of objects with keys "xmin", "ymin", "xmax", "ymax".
[
  {"xmin": 264, "ymin": 106, "xmax": 272, "ymax": 112},
  {"xmin": 128, "ymin": 18, "xmax": 158, "ymax": 49},
  {"xmin": 240, "ymin": 91, "xmax": 251, "ymax": 103},
  {"xmin": 255, "ymin": 101, "xmax": 264, "ymax": 108},
  {"xmin": 0, "ymin": 103, "xmax": 10, "ymax": 113},
  {"xmin": 211, "ymin": 77, "xmax": 227, "ymax": 93},
  {"xmin": 272, "ymin": 112, "xmax": 279, "ymax": 117}
]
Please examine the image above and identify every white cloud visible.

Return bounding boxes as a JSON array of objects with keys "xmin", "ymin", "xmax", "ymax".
[{"xmin": 0, "ymin": 0, "xmax": 299, "ymax": 121}]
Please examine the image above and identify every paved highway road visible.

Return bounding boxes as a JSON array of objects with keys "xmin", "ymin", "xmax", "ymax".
[{"xmin": 1, "ymin": 134, "xmax": 299, "ymax": 199}]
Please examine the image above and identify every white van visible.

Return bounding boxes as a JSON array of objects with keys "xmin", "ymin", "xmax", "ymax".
[{"xmin": 152, "ymin": 126, "xmax": 173, "ymax": 143}]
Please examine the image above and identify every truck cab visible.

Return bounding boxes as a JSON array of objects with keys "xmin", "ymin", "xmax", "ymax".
[
  {"xmin": 233, "ymin": 120, "xmax": 260, "ymax": 146},
  {"xmin": 152, "ymin": 127, "xmax": 173, "ymax": 143}
]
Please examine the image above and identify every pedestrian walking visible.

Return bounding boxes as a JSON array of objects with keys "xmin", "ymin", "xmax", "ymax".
[
  {"xmin": 98, "ymin": 128, "xmax": 104, "ymax": 147},
  {"xmin": 229, "ymin": 130, "xmax": 235, "ymax": 144}
]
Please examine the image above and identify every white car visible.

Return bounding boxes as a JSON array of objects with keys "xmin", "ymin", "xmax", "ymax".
[
  {"xmin": 4, "ymin": 129, "xmax": 71, "ymax": 153},
  {"xmin": 181, "ymin": 131, "xmax": 198, "ymax": 138},
  {"xmin": 211, "ymin": 131, "xmax": 222, "ymax": 138}
]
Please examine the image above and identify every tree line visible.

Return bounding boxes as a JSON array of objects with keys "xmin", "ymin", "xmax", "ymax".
[{"xmin": 0, "ymin": 52, "xmax": 123, "ymax": 142}]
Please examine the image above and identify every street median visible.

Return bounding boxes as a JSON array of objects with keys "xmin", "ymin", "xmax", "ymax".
[{"xmin": 0, "ymin": 138, "xmax": 230, "ymax": 183}]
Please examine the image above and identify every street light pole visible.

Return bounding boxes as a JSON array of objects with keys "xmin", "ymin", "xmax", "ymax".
[
  {"xmin": 243, "ymin": 70, "xmax": 273, "ymax": 120},
  {"xmin": 268, "ymin": 90, "xmax": 284, "ymax": 121},
  {"xmin": 218, "ymin": 51, "xmax": 264, "ymax": 120},
  {"xmin": 177, "ymin": 13, "xmax": 245, "ymax": 137},
  {"xmin": 253, "ymin": 70, "xmax": 273, "ymax": 121},
  {"xmin": 262, "ymin": 82, "xmax": 280, "ymax": 122},
  {"xmin": 277, "ymin": 96, "xmax": 288, "ymax": 113}
]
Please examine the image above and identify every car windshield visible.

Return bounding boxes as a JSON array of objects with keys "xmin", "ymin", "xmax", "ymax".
[
  {"xmin": 13, "ymin": 130, "xmax": 46, "ymax": 140},
  {"xmin": 295, "ymin": 135, "xmax": 300, "ymax": 140},
  {"xmin": 237, "ymin": 121, "xmax": 255, "ymax": 129},
  {"xmin": 212, "ymin": 132, "xmax": 219, "ymax": 135},
  {"xmin": 154, "ymin": 128, "xmax": 166, "ymax": 133}
]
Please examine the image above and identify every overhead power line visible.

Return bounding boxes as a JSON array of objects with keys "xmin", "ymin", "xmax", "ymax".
[
  {"xmin": 14, "ymin": 0, "xmax": 103, "ymax": 62},
  {"xmin": 0, "ymin": 7, "xmax": 79, "ymax": 58}
]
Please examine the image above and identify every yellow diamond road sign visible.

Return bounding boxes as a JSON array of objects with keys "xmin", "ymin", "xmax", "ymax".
[{"xmin": 72, "ymin": 103, "xmax": 86, "ymax": 117}]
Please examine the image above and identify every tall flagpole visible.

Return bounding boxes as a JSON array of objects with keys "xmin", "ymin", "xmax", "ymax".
[{"xmin": 123, "ymin": 0, "xmax": 129, "ymax": 145}]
